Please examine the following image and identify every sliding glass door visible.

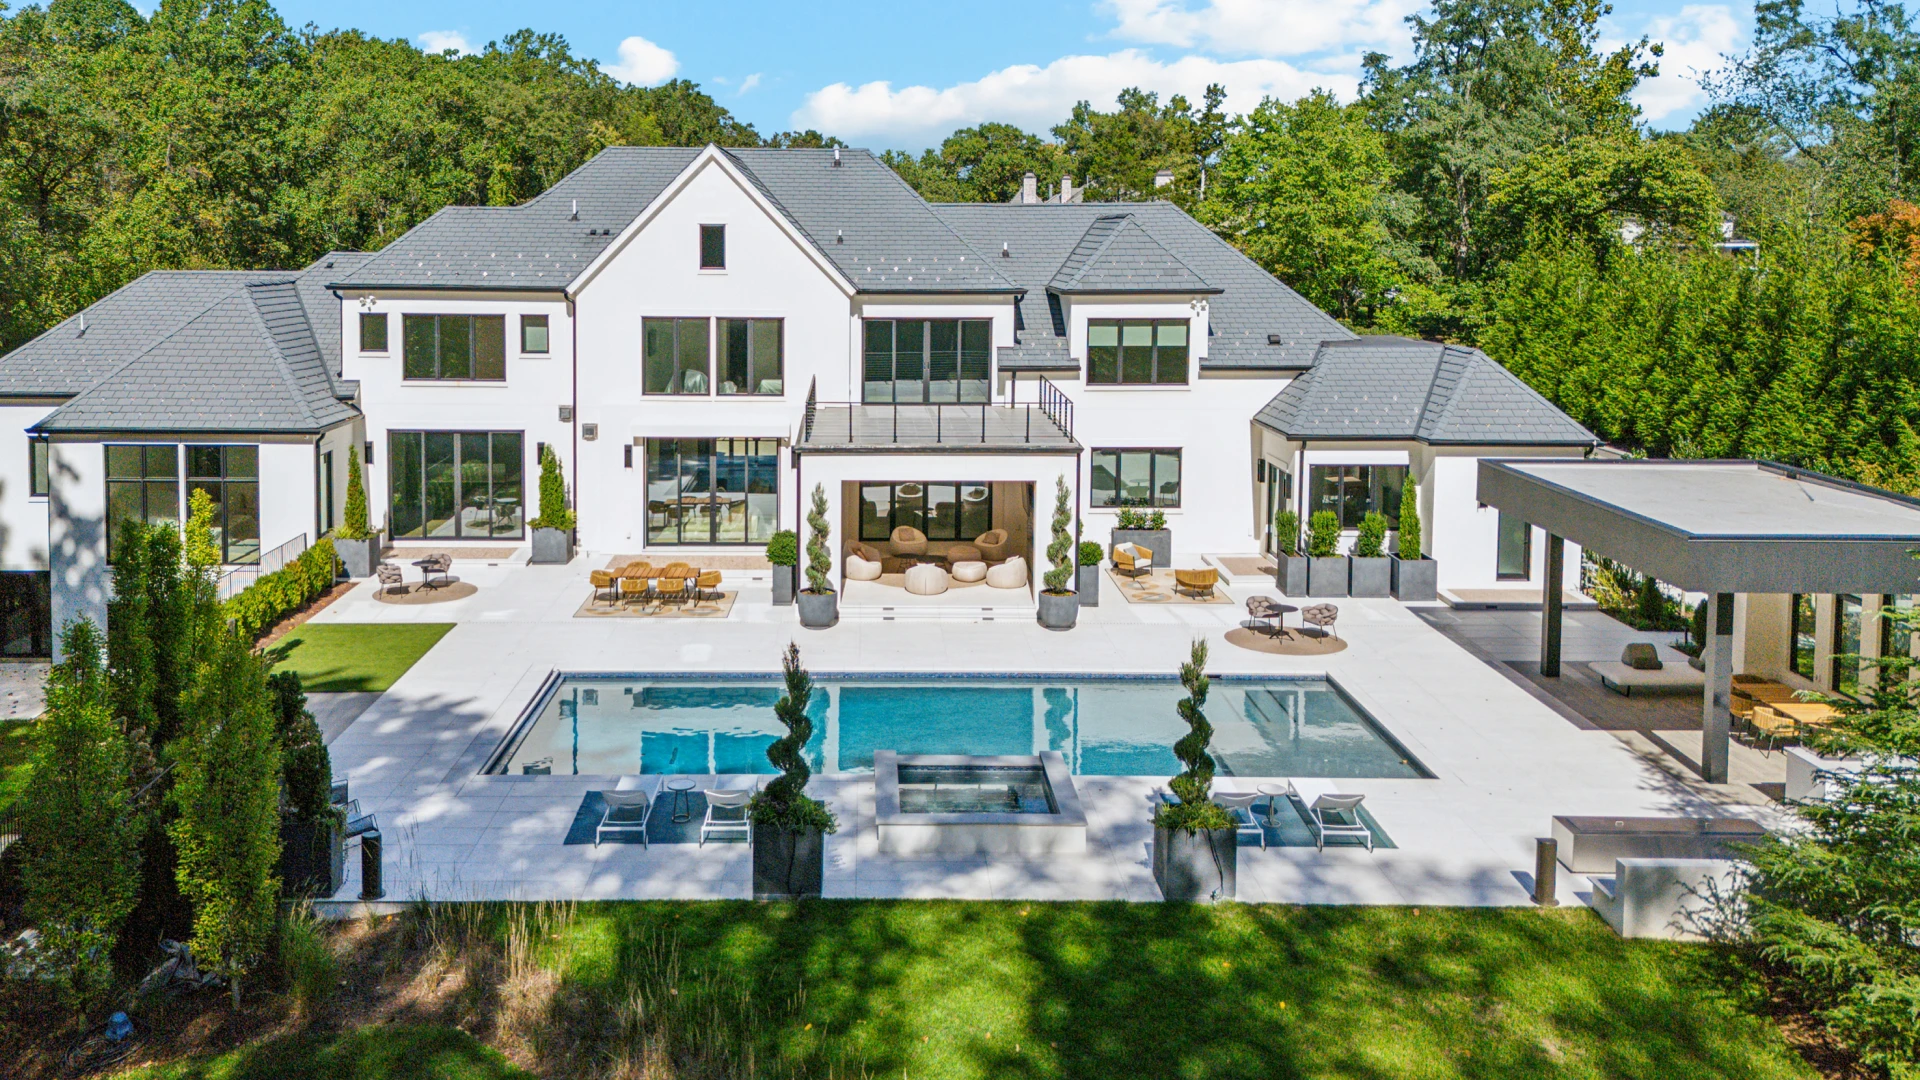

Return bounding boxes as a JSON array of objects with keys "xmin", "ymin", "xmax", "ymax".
[
  {"xmin": 389, "ymin": 430, "xmax": 524, "ymax": 539},
  {"xmin": 862, "ymin": 319, "xmax": 991, "ymax": 404},
  {"xmin": 645, "ymin": 438, "xmax": 779, "ymax": 545}
]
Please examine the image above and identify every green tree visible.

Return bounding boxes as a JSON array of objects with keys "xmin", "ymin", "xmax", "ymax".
[
  {"xmin": 338, "ymin": 443, "xmax": 369, "ymax": 539},
  {"xmin": 19, "ymin": 618, "xmax": 143, "ymax": 1004},
  {"xmin": 268, "ymin": 670, "xmax": 331, "ymax": 825},
  {"xmin": 803, "ymin": 483, "xmax": 831, "ymax": 593},
  {"xmin": 1397, "ymin": 484, "xmax": 1422, "ymax": 560},
  {"xmin": 528, "ymin": 443, "xmax": 573, "ymax": 530},
  {"xmin": 1488, "ymin": 133, "xmax": 1719, "ymax": 245},
  {"xmin": 1043, "ymin": 475, "xmax": 1073, "ymax": 593},
  {"xmin": 748, "ymin": 643, "xmax": 836, "ymax": 836},
  {"xmin": 1052, "ymin": 86, "xmax": 1229, "ymax": 206},
  {"xmin": 881, "ymin": 122, "xmax": 1065, "ymax": 203},
  {"xmin": 1152, "ymin": 639, "xmax": 1230, "ymax": 832}
]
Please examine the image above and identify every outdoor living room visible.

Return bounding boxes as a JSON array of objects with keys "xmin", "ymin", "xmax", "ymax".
[{"xmin": 837, "ymin": 480, "xmax": 1036, "ymax": 608}]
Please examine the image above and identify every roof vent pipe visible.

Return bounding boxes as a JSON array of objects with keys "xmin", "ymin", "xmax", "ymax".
[
  {"xmin": 569, "ymin": 199, "xmax": 578, "ymax": 221},
  {"xmin": 77, "ymin": 312, "xmax": 86, "ymax": 336},
  {"xmin": 1020, "ymin": 172, "xmax": 1037, "ymax": 204},
  {"xmin": 833, "ymin": 147, "xmax": 841, "ymax": 167}
]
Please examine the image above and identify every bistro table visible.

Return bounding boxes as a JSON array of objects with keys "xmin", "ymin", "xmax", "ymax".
[
  {"xmin": 1256, "ymin": 783, "xmax": 1292, "ymax": 826},
  {"xmin": 665, "ymin": 777, "xmax": 699, "ymax": 824},
  {"xmin": 412, "ymin": 556, "xmax": 452, "ymax": 590}
]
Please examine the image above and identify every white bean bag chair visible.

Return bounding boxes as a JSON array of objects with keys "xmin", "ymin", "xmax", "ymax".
[
  {"xmin": 950, "ymin": 560, "xmax": 987, "ymax": 583},
  {"xmin": 846, "ymin": 553, "xmax": 883, "ymax": 581},
  {"xmin": 904, "ymin": 562, "xmax": 949, "ymax": 595},
  {"xmin": 985, "ymin": 556, "xmax": 1028, "ymax": 589}
]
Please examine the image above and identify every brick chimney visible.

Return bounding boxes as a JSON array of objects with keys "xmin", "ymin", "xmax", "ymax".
[{"xmin": 1020, "ymin": 171, "xmax": 1038, "ymax": 204}]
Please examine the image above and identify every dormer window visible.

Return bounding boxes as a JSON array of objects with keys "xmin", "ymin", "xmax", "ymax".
[
  {"xmin": 1087, "ymin": 319, "xmax": 1188, "ymax": 385},
  {"xmin": 700, "ymin": 224, "xmax": 726, "ymax": 269}
]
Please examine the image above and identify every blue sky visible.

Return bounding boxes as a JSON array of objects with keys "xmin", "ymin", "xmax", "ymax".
[{"xmin": 265, "ymin": 0, "xmax": 1752, "ymax": 149}]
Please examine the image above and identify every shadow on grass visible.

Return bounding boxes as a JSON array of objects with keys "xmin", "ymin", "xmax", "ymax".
[{"xmin": 121, "ymin": 1025, "xmax": 531, "ymax": 1080}]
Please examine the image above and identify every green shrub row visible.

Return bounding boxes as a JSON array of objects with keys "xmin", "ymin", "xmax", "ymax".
[{"xmin": 224, "ymin": 538, "xmax": 339, "ymax": 640}]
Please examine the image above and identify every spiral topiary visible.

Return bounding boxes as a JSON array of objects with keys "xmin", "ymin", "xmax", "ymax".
[
  {"xmin": 804, "ymin": 483, "xmax": 832, "ymax": 593},
  {"xmin": 1043, "ymin": 475, "xmax": 1073, "ymax": 593},
  {"xmin": 750, "ymin": 643, "xmax": 838, "ymax": 837},
  {"xmin": 1153, "ymin": 639, "xmax": 1232, "ymax": 832}
]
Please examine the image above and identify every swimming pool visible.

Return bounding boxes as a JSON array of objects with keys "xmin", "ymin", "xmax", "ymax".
[{"xmin": 488, "ymin": 674, "xmax": 1430, "ymax": 780}]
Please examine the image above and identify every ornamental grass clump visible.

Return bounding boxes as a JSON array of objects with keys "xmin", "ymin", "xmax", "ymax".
[
  {"xmin": 1307, "ymin": 510, "xmax": 1341, "ymax": 557},
  {"xmin": 749, "ymin": 643, "xmax": 838, "ymax": 838},
  {"xmin": 803, "ymin": 484, "xmax": 832, "ymax": 593},
  {"xmin": 1152, "ymin": 639, "xmax": 1232, "ymax": 832},
  {"xmin": 1355, "ymin": 511, "xmax": 1388, "ymax": 558},
  {"xmin": 1397, "ymin": 483, "xmax": 1421, "ymax": 560},
  {"xmin": 1043, "ymin": 475, "xmax": 1073, "ymax": 594},
  {"xmin": 1275, "ymin": 508, "xmax": 1300, "ymax": 557}
]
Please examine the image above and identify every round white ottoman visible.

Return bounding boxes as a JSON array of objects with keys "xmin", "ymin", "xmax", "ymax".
[
  {"xmin": 950, "ymin": 560, "xmax": 987, "ymax": 583},
  {"xmin": 904, "ymin": 562, "xmax": 950, "ymax": 595}
]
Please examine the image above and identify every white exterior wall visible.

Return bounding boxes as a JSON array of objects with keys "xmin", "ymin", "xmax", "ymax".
[
  {"xmin": 314, "ymin": 420, "xmax": 365, "ymax": 538},
  {"xmin": 48, "ymin": 439, "xmax": 106, "ymax": 652},
  {"xmin": 258, "ymin": 439, "xmax": 321, "ymax": 556},
  {"xmin": 1428, "ymin": 448, "xmax": 1584, "ymax": 593},
  {"xmin": 0, "ymin": 403, "xmax": 54, "ymax": 571}
]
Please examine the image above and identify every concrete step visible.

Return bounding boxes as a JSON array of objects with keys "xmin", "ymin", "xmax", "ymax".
[{"xmin": 839, "ymin": 603, "xmax": 1037, "ymax": 622}]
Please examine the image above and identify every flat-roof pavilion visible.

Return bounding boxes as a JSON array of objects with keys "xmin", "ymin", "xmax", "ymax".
[{"xmin": 1477, "ymin": 459, "xmax": 1920, "ymax": 782}]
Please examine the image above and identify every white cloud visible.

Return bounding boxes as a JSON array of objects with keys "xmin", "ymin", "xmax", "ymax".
[
  {"xmin": 793, "ymin": 50, "xmax": 1352, "ymax": 142},
  {"xmin": 1102, "ymin": 0, "xmax": 1421, "ymax": 58},
  {"xmin": 605, "ymin": 35, "xmax": 680, "ymax": 86},
  {"xmin": 738, "ymin": 73, "xmax": 763, "ymax": 96},
  {"xmin": 416, "ymin": 30, "xmax": 474, "ymax": 56},
  {"xmin": 1620, "ymin": 5, "xmax": 1745, "ymax": 124}
]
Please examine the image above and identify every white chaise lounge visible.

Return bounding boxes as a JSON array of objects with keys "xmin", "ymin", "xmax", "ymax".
[{"xmin": 1288, "ymin": 778, "xmax": 1374, "ymax": 851}]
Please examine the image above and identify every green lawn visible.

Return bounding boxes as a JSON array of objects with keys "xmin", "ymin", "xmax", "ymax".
[
  {"xmin": 111, "ymin": 902, "xmax": 1814, "ymax": 1080},
  {"xmin": 265, "ymin": 623, "xmax": 455, "ymax": 692},
  {"xmin": 0, "ymin": 718, "xmax": 35, "ymax": 811},
  {"xmin": 113, "ymin": 1027, "xmax": 530, "ymax": 1080}
]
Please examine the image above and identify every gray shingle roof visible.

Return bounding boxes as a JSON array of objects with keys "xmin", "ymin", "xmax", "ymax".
[
  {"xmin": 931, "ymin": 201, "xmax": 1352, "ymax": 371},
  {"xmin": 1047, "ymin": 213, "xmax": 1214, "ymax": 294},
  {"xmin": 1253, "ymin": 337, "xmax": 1598, "ymax": 446}
]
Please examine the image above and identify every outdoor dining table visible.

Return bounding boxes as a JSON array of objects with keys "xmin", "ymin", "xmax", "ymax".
[{"xmin": 1769, "ymin": 700, "xmax": 1842, "ymax": 725}]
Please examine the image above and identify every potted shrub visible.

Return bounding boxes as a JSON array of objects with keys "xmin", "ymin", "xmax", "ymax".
[
  {"xmin": 334, "ymin": 445, "xmax": 380, "ymax": 578},
  {"xmin": 766, "ymin": 529, "xmax": 799, "ymax": 606},
  {"xmin": 527, "ymin": 444, "xmax": 575, "ymax": 564},
  {"xmin": 1349, "ymin": 510, "xmax": 1392, "ymax": 597},
  {"xmin": 1152, "ymin": 640, "xmax": 1236, "ymax": 901},
  {"xmin": 1111, "ymin": 506, "xmax": 1171, "ymax": 568},
  {"xmin": 1306, "ymin": 510, "xmax": 1349, "ymax": 597},
  {"xmin": 1390, "ymin": 483, "xmax": 1438, "ymax": 601},
  {"xmin": 1037, "ymin": 476, "xmax": 1078, "ymax": 631},
  {"xmin": 1076, "ymin": 539, "xmax": 1103, "ymax": 608},
  {"xmin": 1273, "ymin": 508, "xmax": 1307, "ymax": 596},
  {"xmin": 796, "ymin": 484, "xmax": 837, "ymax": 629},
  {"xmin": 271, "ymin": 672, "xmax": 343, "ymax": 898},
  {"xmin": 749, "ymin": 643, "xmax": 838, "ymax": 899}
]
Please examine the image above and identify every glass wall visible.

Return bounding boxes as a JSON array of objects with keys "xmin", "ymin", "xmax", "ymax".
[
  {"xmin": 105, "ymin": 444, "xmax": 179, "ymax": 562},
  {"xmin": 862, "ymin": 319, "xmax": 991, "ymax": 403},
  {"xmin": 388, "ymin": 431, "xmax": 524, "ymax": 539},
  {"xmin": 1308, "ymin": 465, "xmax": 1405, "ymax": 529},
  {"xmin": 187, "ymin": 445, "xmax": 260, "ymax": 565},
  {"xmin": 860, "ymin": 482, "xmax": 991, "ymax": 542},
  {"xmin": 1882, "ymin": 595, "xmax": 1913, "ymax": 662},
  {"xmin": 645, "ymin": 438, "xmax": 779, "ymax": 544},
  {"xmin": 1790, "ymin": 594, "xmax": 1817, "ymax": 679},
  {"xmin": 1832, "ymin": 593, "xmax": 1863, "ymax": 694}
]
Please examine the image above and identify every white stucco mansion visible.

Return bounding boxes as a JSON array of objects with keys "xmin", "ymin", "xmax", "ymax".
[{"xmin": 0, "ymin": 145, "xmax": 1606, "ymax": 654}]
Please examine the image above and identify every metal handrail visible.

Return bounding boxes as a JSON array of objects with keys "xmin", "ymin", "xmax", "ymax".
[{"xmin": 217, "ymin": 532, "xmax": 310, "ymax": 599}]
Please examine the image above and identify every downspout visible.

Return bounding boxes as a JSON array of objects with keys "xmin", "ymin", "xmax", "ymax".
[{"xmin": 568, "ymin": 293, "xmax": 579, "ymax": 549}]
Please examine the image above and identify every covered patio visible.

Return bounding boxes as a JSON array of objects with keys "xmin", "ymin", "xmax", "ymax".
[{"xmin": 1478, "ymin": 458, "xmax": 1920, "ymax": 782}]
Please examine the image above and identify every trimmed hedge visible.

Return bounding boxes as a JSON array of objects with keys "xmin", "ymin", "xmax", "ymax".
[{"xmin": 225, "ymin": 538, "xmax": 339, "ymax": 640}]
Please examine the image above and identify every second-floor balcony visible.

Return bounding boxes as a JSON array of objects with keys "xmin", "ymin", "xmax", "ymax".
[{"xmin": 798, "ymin": 378, "xmax": 1078, "ymax": 453}]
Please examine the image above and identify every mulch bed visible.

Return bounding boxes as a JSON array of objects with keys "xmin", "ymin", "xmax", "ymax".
[{"xmin": 254, "ymin": 580, "xmax": 357, "ymax": 650}]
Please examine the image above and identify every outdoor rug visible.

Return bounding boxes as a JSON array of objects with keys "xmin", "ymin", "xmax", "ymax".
[
  {"xmin": 1211, "ymin": 556, "xmax": 1277, "ymax": 581},
  {"xmin": 573, "ymin": 592, "xmax": 738, "ymax": 619},
  {"xmin": 1105, "ymin": 569, "xmax": 1234, "ymax": 605},
  {"xmin": 373, "ymin": 580, "xmax": 477, "ymax": 605},
  {"xmin": 1222, "ymin": 625, "xmax": 1348, "ymax": 656},
  {"xmin": 562, "ymin": 790, "xmax": 749, "ymax": 846}
]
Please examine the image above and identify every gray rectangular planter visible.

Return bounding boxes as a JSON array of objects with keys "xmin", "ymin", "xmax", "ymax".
[
  {"xmin": 1275, "ymin": 554, "xmax": 1309, "ymax": 597},
  {"xmin": 1392, "ymin": 556, "xmax": 1438, "ymax": 602},
  {"xmin": 279, "ymin": 817, "xmax": 344, "ymax": 899},
  {"xmin": 1111, "ymin": 528, "xmax": 1171, "ymax": 568},
  {"xmin": 1076, "ymin": 565, "xmax": 1101, "ymax": 607},
  {"xmin": 530, "ymin": 526, "xmax": 574, "ymax": 565},
  {"xmin": 752, "ymin": 824, "xmax": 825, "ymax": 899},
  {"xmin": 1307, "ymin": 556, "xmax": 1350, "ymax": 597},
  {"xmin": 1349, "ymin": 556, "xmax": 1392, "ymax": 598},
  {"xmin": 335, "ymin": 534, "xmax": 381, "ymax": 579},
  {"xmin": 771, "ymin": 565, "xmax": 796, "ymax": 605},
  {"xmin": 1152, "ymin": 824, "xmax": 1237, "ymax": 901}
]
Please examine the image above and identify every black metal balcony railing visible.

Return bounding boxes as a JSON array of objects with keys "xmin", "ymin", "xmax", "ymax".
[{"xmin": 802, "ymin": 376, "xmax": 1075, "ymax": 447}]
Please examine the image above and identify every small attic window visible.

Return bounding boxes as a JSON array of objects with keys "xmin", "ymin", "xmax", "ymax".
[{"xmin": 700, "ymin": 224, "xmax": 726, "ymax": 270}]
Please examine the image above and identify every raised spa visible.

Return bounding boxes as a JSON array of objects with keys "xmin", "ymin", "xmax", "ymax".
[{"xmin": 875, "ymin": 751, "xmax": 1086, "ymax": 856}]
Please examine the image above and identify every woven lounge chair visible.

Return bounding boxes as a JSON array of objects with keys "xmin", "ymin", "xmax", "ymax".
[
  {"xmin": 1247, "ymin": 596, "xmax": 1284, "ymax": 637},
  {"xmin": 692, "ymin": 570, "xmax": 724, "ymax": 610},
  {"xmin": 589, "ymin": 569, "xmax": 619, "ymax": 608},
  {"xmin": 1112, "ymin": 543, "xmax": 1154, "ymax": 582},
  {"xmin": 1174, "ymin": 568, "xmax": 1218, "ymax": 599},
  {"xmin": 890, "ymin": 526, "xmax": 928, "ymax": 557},
  {"xmin": 1302, "ymin": 603, "xmax": 1339, "ymax": 639},
  {"xmin": 375, "ymin": 562, "xmax": 406, "ymax": 596},
  {"xmin": 655, "ymin": 562, "xmax": 694, "ymax": 607}
]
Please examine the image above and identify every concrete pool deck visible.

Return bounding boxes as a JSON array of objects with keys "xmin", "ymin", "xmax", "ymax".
[{"xmin": 314, "ymin": 554, "xmax": 1790, "ymax": 911}]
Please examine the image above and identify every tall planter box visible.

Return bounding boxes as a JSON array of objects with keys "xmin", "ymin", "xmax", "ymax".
[
  {"xmin": 336, "ymin": 534, "xmax": 381, "ymax": 580},
  {"xmin": 1111, "ymin": 528, "xmax": 1171, "ymax": 569},
  {"xmin": 279, "ymin": 818, "xmax": 344, "ymax": 899},
  {"xmin": 797, "ymin": 590, "xmax": 837, "ymax": 629},
  {"xmin": 1349, "ymin": 556, "xmax": 1392, "ymax": 598},
  {"xmin": 1275, "ymin": 554, "xmax": 1309, "ymax": 597},
  {"xmin": 1075, "ymin": 565, "xmax": 1101, "ymax": 607},
  {"xmin": 1307, "ymin": 556, "xmax": 1350, "ymax": 597},
  {"xmin": 1152, "ymin": 824, "xmax": 1237, "ymax": 901},
  {"xmin": 752, "ymin": 824, "xmax": 825, "ymax": 899},
  {"xmin": 1037, "ymin": 590, "xmax": 1079, "ymax": 631},
  {"xmin": 1391, "ymin": 556, "xmax": 1438, "ymax": 602},
  {"xmin": 771, "ymin": 565, "xmax": 797, "ymax": 606},
  {"xmin": 530, "ymin": 526, "xmax": 574, "ymax": 565}
]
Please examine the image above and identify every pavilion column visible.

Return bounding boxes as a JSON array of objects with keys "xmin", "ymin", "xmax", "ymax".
[
  {"xmin": 1540, "ymin": 532, "xmax": 1564, "ymax": 677},
  {"xmin": 1701, "ymin": 591, "xmax": 1735, "ymax": 784}
]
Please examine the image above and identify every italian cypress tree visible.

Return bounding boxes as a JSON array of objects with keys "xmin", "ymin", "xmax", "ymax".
[
  {"xmin": 143, "ymin": 523, "xmax": 192, "ymax": 748},
  {"xmin": 20, "ymin": 619, "xmax": 143, "ymax": 1005},
  {"xmin": 339, "ymin": 445, "xmax": 370, "ymax": 539},
  {"xmin": 107, "ymin": 519, "xmax": 160, "ymax": 752},
  {"xmin": 1398, "ymin": 483, "xmax": 1422, "ymax": 560},
  {"xmin": 529, "ymin": 444, "xmax": 574, "ymax": 530},
  {"xmin": 269, "ymin": 670, "xmax": 332, "ymax": 825},
  {"xmin": 1153, "ymin": 639, "xmax": 1231, "ymax": 831}
]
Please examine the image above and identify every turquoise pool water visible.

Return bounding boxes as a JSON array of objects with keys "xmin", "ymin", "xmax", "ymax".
[{"xmin": 493, "ymin": 675, "xmax": 1429, "ymax": 780}]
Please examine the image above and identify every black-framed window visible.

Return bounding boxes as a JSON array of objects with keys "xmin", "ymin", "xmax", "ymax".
[
  {"xmin": 28, "ymin": 436, "xmax": 47, "ymax": 497},
  {"xmin": 359, "ymin": 312, "xmax": 389, "ymax": 352},
  {"xmin": 1790, "ymin": 593, "xmax": 1817, "ymax": 679},
  {"xmin": 1087, "ymin": 319, "xmax": 1189, "ymax": 385},
  {"xmin": 643, "ymin": 317, "xmax": 711, "ymax": 395},
  {"xmin": 187, "ymin": 445, "xmax": 260, "ymax": 565},
  {"xmin": 388, "ymin": 431, "xmax": 524, "ymax": 539},
  {"xmin": 1091, "ymin": 449, "xmax": 1181, "ymax": 508},
  {"xmin": 1882, "ymin": 595, "xmax": 1913, "ymax": 662},
  {"xmin": 719, "ymin": 318, "xmax": 783, "ymax": 395},
  {"xmin": 645, "ymin": 438, "xmax": 779, "ymax": 544},
  {"xmin": 859, "ymin": 482, "xmax": 992, "ymax": 542},
  {"xmin": 700, "ymin": 224, "xmax": 726, "ymax": 269},
  {"xmin": 1833, "ymin": 593, "xmax": 1863, "ymax": 694},
  {"xmin": 862, "ymin": 319, "xmax": 991, "ymax": 404},
  {"xmin": 317, "ymin": 450, "xmax": 335, "ymax": 536},
  {"xmin": 520, "ymin": 314, "xmax": 549, "ymax": 354},
  {"xmin": 1309, "ymin": 465, "xmax": 1404, "ymax": 530},
  {"xmin": 402, "ymin": 314, "xmax": 506, "ymax": 381},
  {"xmin": 0, "ymin": 571, "xmax": 49, "ymax": 658},
  {"xmin": 105, "ymin": 444, "xmax": 179, "ymax": 562},
  {"xmin": 1496, "ymin": 510, "xmax": 1530, "ymax": 580}
]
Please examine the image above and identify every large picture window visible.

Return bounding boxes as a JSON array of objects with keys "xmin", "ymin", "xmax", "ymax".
[
  {"xmin": 0, "ymin": 571, "xmax": 49, "ymax": 658},
  {"xmin": 1832, "ymin": 593, "xmax": 1863, "ymax": 694},
  {"xmin": 187, "ymin": 445, "xmax": 260, "ymax": 565},
  {"xmin": 402, "ymin": 314, "xmax": 506, "ymax": 380},
  {"xmin": 719, "ymin": 319, "xmax": 783, "ymax": 395},
  {"xmin": 1790, "ymin": 593, "xmax": 1817, "ymax": 679},
  {"xmin": 644, "ymin": 318, "xmax": 712, "ymax": 395},
  {"xmin": 862, "ymin": 319, "xmax": 991, "ymax": 404},
  {"xmin": 1090, "ymin": 449, "xmax": 1181, "ymax": 508},
  {"xmin": 105, "ymin": 444, "xmax": 179, "ymax": 562},
  {"xmin": 29, "ymin": 436, "xmax": 47, "ymax": 497},
  {"xmin": 1087, "ymin": 319, "xmax": 1188, "ymax": 385},
  {"xmin": 859, "ymin": 482, "xmax": 992, "ymax": 542},
  {"xmin": 388, "ymin": 431, "xmax": 524, "ymax": 539},
  {"xmin": 1496, "ymin": 511, "xmax": 1531, "ymax": 580},
  {"xmin": 645, "ymin": 438, "xmax": 779, "ymax": 544},
  {"xmin": 1308, "ymin": 465, "xmax": 1405, "ymax": 530},
  {"xmin": 360, "ymin": 312, "xmax": 388, "ymax": 352}
]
